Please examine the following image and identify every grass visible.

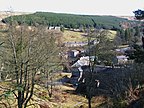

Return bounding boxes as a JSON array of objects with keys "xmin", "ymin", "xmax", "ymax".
[
  {"xmin": 62, "ymin": 30, "xmax": 88, "ymax": 42},
  {"xmin": 62, "ymin": 30, "xmax": 117, "ymax": 43},
  {"xmin": 0, "ymin": 73, "xmax": 108, "ymax": 108},
  {"xmin": 107, "ymin": 30, "xmax": 117, "ymax": 40}
]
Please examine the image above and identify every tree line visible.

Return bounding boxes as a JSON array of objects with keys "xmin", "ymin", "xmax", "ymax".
[{"xmin": 2, "ymin": 12, "xmax": 135, "ymax": 30}]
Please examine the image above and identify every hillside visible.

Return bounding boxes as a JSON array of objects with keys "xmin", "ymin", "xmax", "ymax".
[
  {"xmin": 0, "ymin": 11, "xmax": 31, "ymax": 21},
  {"xmin": 0, "ymin": 72, "xmax": 106, "ymax": 108},
  {"xmin": 2, "ymin": 12, "xmax": 136, "ymax": 30},
  {"xmin": 0, "ymin": 11, "xmax": 31, "ymax": 28},
  {"xmin": 117, "ymin": 16, "xmax": 135, "ymax": 21}
]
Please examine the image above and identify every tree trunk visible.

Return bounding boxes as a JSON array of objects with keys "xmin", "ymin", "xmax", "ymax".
[
  {"xmin": 0, "ymin": 64, "xmax": 4, "ymax": 82},
  {"xmin": 18, "ymin": 98, "xmax": 23, "ymax": 108},
  {"xmin": 88, "ymin": 97, "xmax": 91, "ymax": 108},
  {"xmin": 0, "ymin": 71, "xmax": 1, "ymax": 82}
]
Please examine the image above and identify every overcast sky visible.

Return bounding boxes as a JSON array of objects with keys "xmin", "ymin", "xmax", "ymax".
[{"xmin": 0, "ymin": 0, "xmax": 144, "ymax": 16}]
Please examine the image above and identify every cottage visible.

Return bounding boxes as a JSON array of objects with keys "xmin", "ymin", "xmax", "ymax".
[
  {"xmin": 116, "ymin": 55, "xmax": 128, "ymax": 64},
  {"xmin": 115, "ymin": 47, "xmax": 131, "ymax": 54},
  {"xmin": 71, "ymin": 56, "xmax": 95, "ymax": 67},
  {"xmin": 64, "ymin": 41, "xmax": 88, "ymax": 47},
  {"xmin": 48, "ymin": 26, "xmax": 55, "ymax": 30},
  {"xmin": 55, "ymin": 26, "xmax": 61, "ymax": 31},
  {"xmin": 67, "ymin": 50, "xmax": 80, "ymax": 58}
]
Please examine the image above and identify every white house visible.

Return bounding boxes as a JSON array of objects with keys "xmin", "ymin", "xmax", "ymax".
[
  {"xmin": 64, "ymin": 42, "xmax": 88, "ymax": 47},
  {"xmin": 48, "ymin": 26, "xmax": 55, "ymax": 30},
  {"xmin": 67, "ymin": 50, "xmax": 80, "ymax": 58},
  {"xmin": 48, "ymin": 26, "xmax": 61, "ymax": 31},
  {"xmin": 55, "ymin": 26, "xmax": 61, "ymax": 31},
  {"xmin": 71, "ymin": 56, "xmax": 95, "ymax": 67},
  {"xmin": 115, "ymin": 47, "xmax": 131, "ymax": 53},
  {"xmin": 71, "ymin": 56, "xmax": 95, "ymax": 82},
  {"xmin": 116, "ymin": 55, "xmax": 128, "ymax": 64}
]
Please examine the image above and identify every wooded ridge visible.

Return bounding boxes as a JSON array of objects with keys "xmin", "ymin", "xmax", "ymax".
[{"xmin": 2, "ymin": 12, "xmax": 135, "ymax": 30}]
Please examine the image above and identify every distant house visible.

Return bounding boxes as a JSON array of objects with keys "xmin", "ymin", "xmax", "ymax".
[
  {"xmin": 64, "ymin": 42, "xmax": 88, "ymax": 47},
  {"xmin": 55, "ymin": 26, "xmax": 61, "ymax": 31},
  {"xmin": 74, "ymin": 29, "xmax": 81, "ymax": 32},
  {"xmin": 89, "ymin": 39, "xmax": 99, "ymax": 45},
  {"xmin": 48, "ymin": 26, "xmax": 61, "ymax": 31},
  {"xmin": 71, "ymin": 56, "xmax": 95, "ymax": 67},
  {"xmin": 71, "ymin": 56, "xmax": 95, "ymax": 82},
  {"xmin": 115, "ymin": 47, "xmax": 131, "ymax": 54},
  {"xmin": 48, "ymin": 26, "xmax": 55, "ymax": 30},
  {"xmin": 67, "ymin": 50, "xmax": 80, "ymax": 58},
  {"xmin": 116, "ymin": 55, "xmax": 128, "ymax": 64}
]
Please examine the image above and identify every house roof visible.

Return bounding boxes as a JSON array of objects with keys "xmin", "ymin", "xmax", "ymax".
[
  {"xmin": 71, "ymin": 56, "xmax": 95, "ymax": 67},
  {"xmin": 116, "ymin": 55, "xmax": 128, "ymax": 59}
]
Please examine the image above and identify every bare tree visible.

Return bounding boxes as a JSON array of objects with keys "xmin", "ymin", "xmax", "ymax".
[{"xmin": 0, "ymin": 21, "xmax": 61, "ymax": 108}]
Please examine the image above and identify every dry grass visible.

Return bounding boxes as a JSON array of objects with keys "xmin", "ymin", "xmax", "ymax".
[
  {"xmin": 62, "ymin": 30, "xmax": 117, "ymax": 43},
  {"xmin": 107, "ymin": 30, "xmax": 117, "ymax": 40},
  {"xmin": 62, "ymin": 30, "xmax": 87, "ymax": 42},
  {"xmin": 0, "ymin": 72, "xmax": 108, "ymax": 108},
  {"xmin": 0, "ymin": 80, "xmax": 87, "ymax": 108}
]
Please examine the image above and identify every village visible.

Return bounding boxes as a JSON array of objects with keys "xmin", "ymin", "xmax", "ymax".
[{"xmin": 58, "ymin": 28, "xmax": 134, "ymax": 87}]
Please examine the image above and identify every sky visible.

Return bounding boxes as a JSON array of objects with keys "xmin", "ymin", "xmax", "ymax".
[{"xmin": 0, "ymin": 0, "xmax": 144, "ymax": 16}]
